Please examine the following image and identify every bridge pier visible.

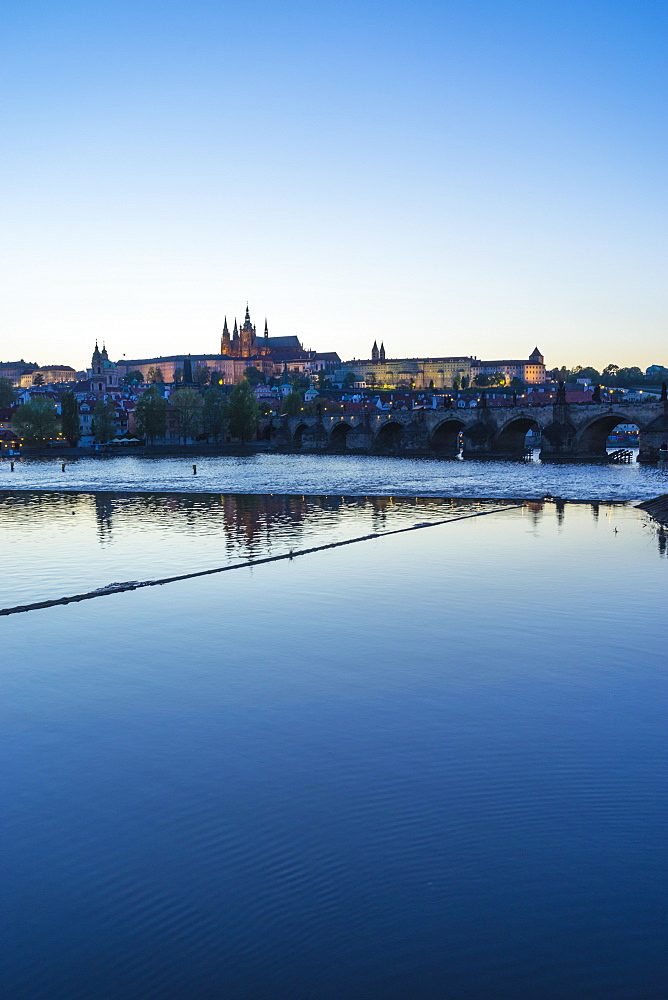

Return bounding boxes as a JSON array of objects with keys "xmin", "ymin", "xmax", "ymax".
[
  {"xmin": 346, "ymin": 426, "xmax": 373, "ymax": 452},
  {"xmin": 301, "ymin": 423, "xmax": 328, "ymax": 451},
  {"xmin": 461, "ymin": 421, "xmax": 495, "ymax": 458},
  {"xmin": 638, "ymin": 405, "xmax": 668, "ymax": 462}
]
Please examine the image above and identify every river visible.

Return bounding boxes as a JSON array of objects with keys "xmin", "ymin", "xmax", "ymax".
[
  {"xmin": 2, "ymin": 450, "xmax": 667, "ymax": 501},
  {"xmin": 1, "ymin": 465, "xmax": 666, "ymax": 999}
]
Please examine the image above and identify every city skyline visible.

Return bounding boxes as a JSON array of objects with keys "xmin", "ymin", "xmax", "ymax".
[{"xmin": 1, "ymin": 1, "xmax": 666, "ymax": 371}]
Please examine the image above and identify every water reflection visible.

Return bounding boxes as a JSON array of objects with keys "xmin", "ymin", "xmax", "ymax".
[
  {"xmin": 1, "ymin": 499, "xmax": 666, "ymax": 1000},
  {"xmin": 0, "ymin": 492, "xmax": 512, "ymax": 608}
]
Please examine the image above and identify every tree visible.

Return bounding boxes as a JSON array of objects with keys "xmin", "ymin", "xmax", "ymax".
[
  {"xmin": 202, "ymin": 386, "xmax": 228, "ymax": 441},
  {"xmin": 194, "ymin": 365, "xmax": 210, "ymax": 386},
  {"xmin": 170, "ymin": 386, "xmax": 203, "ymax": 443},
  {"xmin": 461, "ymin": 375, "xmax": 470, "ymax": 389},
  {"xmin": 615, "ymin": 367, "xmax": 644, "ymax": 388},
  {"xmin": 291, "ymin": 372, "xmax": 310, "ymax": 391},
  {"xmin": 92, "ymin": 399, "xmax": 117, "ymax": 443},
  {"xmin": 60, "ymin": 392, "xmax": 80, "ymax": 446},
  {"xmin": 317, "ymin": 369, "xmax": 332, "ymax": 390},
  {"xmin": 452, "ymin": 376, "xmax": 461, "ymax": 390},
  {"xmin": 228, "ymin": 379, "xmax": 259, "ymax": 443},
  {"xmin": 134, "ymin": 385, "xmax": 167, "ymax": 444},
  {"xmin": 510, "ymin": 376, "xmax": 526, "ymax": 390},
  {"xmin": 172, "ymin": 367, "xmax": 184, "ymax": 385},
  {"xmin": 567, "ymin": 365, "xmax": 600, "ymax": 384},
  {"xmin": 122, "ymin": 370, "xmax": 144, "ymax": 385},
  {"xmin": 146, "ymin": 366, "xmax": 164, "ymax": 384},
  {"xmin": 244, "ymin": 366, "xmax": 265, "ymax": 387},
  {"xmin": 32, "ymin": 372, "xmax": 45, "ymax": 386},
  {"xmin": 281, "ymin": 391, "xmax": 303, "ymax": 416},
  {"xmin": 342, "ymin": 372, "xmax": 355, "ymax": 390},
  {"xmin": 209, "ymin": 369, "xmax": 223, "ymax": 387},
  {"xmin": 12, "ymin": 396, "xmax": 59, "ymax": 444},
  {"xmin": 0, "ymin": 377, "xmax": 16, "ymax": 407}
]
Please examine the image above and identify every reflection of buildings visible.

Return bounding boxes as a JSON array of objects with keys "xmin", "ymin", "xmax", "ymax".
[{"xmin": 94, "ymin": 492, "xmax": 114, "ymax": 541}]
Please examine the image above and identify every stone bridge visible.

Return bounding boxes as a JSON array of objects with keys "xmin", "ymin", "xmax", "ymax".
[{"xmin": 259, "ymin": 400, "xmax": 668, "ymax": 461}]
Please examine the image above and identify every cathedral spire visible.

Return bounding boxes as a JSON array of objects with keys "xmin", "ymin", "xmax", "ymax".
[
  {"xmin": 371, "ymin": 340, "xmax": 379, "ymax": 361},
  {"xmin": 264, "ymin": 318, "xmax": 269, "ymax": 338},
  {"xmin": 221, "ymin": 316, "xmax": 231, "ymax": 355},
  {"xmin": 379, "ymin": 341, "xmax": 385, "ymax": 361}
]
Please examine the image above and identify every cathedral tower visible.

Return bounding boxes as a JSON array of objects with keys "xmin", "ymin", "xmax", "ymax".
[{"xmin": 221, "ymin": 317, "xmax": 231, "ymax": 355}]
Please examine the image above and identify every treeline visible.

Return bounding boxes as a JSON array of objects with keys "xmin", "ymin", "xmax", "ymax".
[
  {"xmin": 550, "ymin": 364, "xmax": 668, "ymax": 389},
  {"xmin": 7, "ymin": 382, "xmax": 263, "ymax": 447}
]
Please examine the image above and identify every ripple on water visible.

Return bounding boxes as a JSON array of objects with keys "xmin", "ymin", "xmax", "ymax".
[{"xmin": 1, "ymin": 451, "xmax": 667, "ymax": 501}]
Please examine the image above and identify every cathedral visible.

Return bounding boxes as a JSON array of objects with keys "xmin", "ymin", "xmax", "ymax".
[
  {"xmin": 221, "ymin": 306, "xmax": 271, "ymax": 359},
  {"xmin": 88, "ymin": 342, "xmax": 119, "ymax": 393}
]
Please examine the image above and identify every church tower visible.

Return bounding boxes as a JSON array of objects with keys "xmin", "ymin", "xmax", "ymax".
[
  {"xmin": 371, "ymin": 340, "xmax": 379, "ymax": 361},
  {"xmin": 379, "ymin": 342, "xmax": 386, "ymax": 361},
  {"xmin": 240, "ymin": 304, "xmax": 255, "ymax": 358},
  {"xmin": 221, "ymin": 317, "xmax": 231, "ymax": 355},
  {"xmin": 89, "ymin": 341, "xmax": 118, "ymax": 394}
]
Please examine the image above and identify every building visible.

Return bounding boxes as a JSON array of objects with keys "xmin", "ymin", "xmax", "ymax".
[
  {"xmin": 470, "ymin": 347, "xmax": 546, "ymax": 385},
  {"xmin": 86, "ymin": 344, "xmax": 120, "ymax": 394},
  {"xmin": 115, "ymin": 353, "xmax": 273, "ymax": 385},
  {"xmin": 18, "ymin": 365, "xmax": 78, "ymax": 387},
  {"xmin": 0, "ymin": 361, "xmax": 39, "ymax": 385},
  {"xmin": 334, "ymin": 347, "xmax": 473, "ymax": 389},
  {"xmin": 116, "ymin": 306, "xmax": 340, "ymax": 383},
  {"xmin": 220, "ymin": 306, "xmax": 306, "ymax": 362}
]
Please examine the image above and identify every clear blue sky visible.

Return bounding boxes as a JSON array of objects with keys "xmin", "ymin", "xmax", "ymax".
[{"xmin": 1, "ymin": 0, "xmax": 666, "ymax": 371}]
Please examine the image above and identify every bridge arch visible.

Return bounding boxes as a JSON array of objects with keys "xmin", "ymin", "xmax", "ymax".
[
  {"xmin": 430, "ymin": 418, "xmax": 466, "ymax": 456},
  {"xmin": 329, "ymin": 421, "xmax": 353, "ymax": 451},
  {"xmin": 493, "ymin": 416, "xmax": 541, "ymax": 457},
  {"xmin": 574, "ymin": 412, "xmax": 642, "ymax": 457},
  {"xmin": 292, "ymin": 422, "xmax": 309, "ymax": 449},
  {"xmin": 373, "ymin": 420, "xmax": 404, "ymax": 454}
]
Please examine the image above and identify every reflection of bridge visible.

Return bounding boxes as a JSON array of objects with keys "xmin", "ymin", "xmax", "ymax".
[{"xmin": 259, "ymin": 401, "xmax": 668, "ymax": 461}]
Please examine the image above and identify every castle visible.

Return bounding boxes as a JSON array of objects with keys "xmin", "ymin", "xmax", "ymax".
[{"xmin": 221, "ymin": 306, "xmax": 271, "ymax": 358}]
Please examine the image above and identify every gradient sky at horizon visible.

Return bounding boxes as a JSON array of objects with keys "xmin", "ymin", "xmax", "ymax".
[{"xmin": 1, "ymin": 0, "xmax": 666, "ymax": 371}]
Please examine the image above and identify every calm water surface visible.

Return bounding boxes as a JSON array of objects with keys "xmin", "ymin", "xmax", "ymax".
[
  {"xmin": 1, "ymin": 497, "xmax": 667, "ymax": 998},
  {"xmin": 2, "ymin": 451, "xmax": 667, "ymax": 501}
]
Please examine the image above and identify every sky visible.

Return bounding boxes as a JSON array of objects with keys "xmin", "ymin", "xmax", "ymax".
[{"xmin": 1, "ymin": 0, "xmax": 666, "ymax": 372}]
